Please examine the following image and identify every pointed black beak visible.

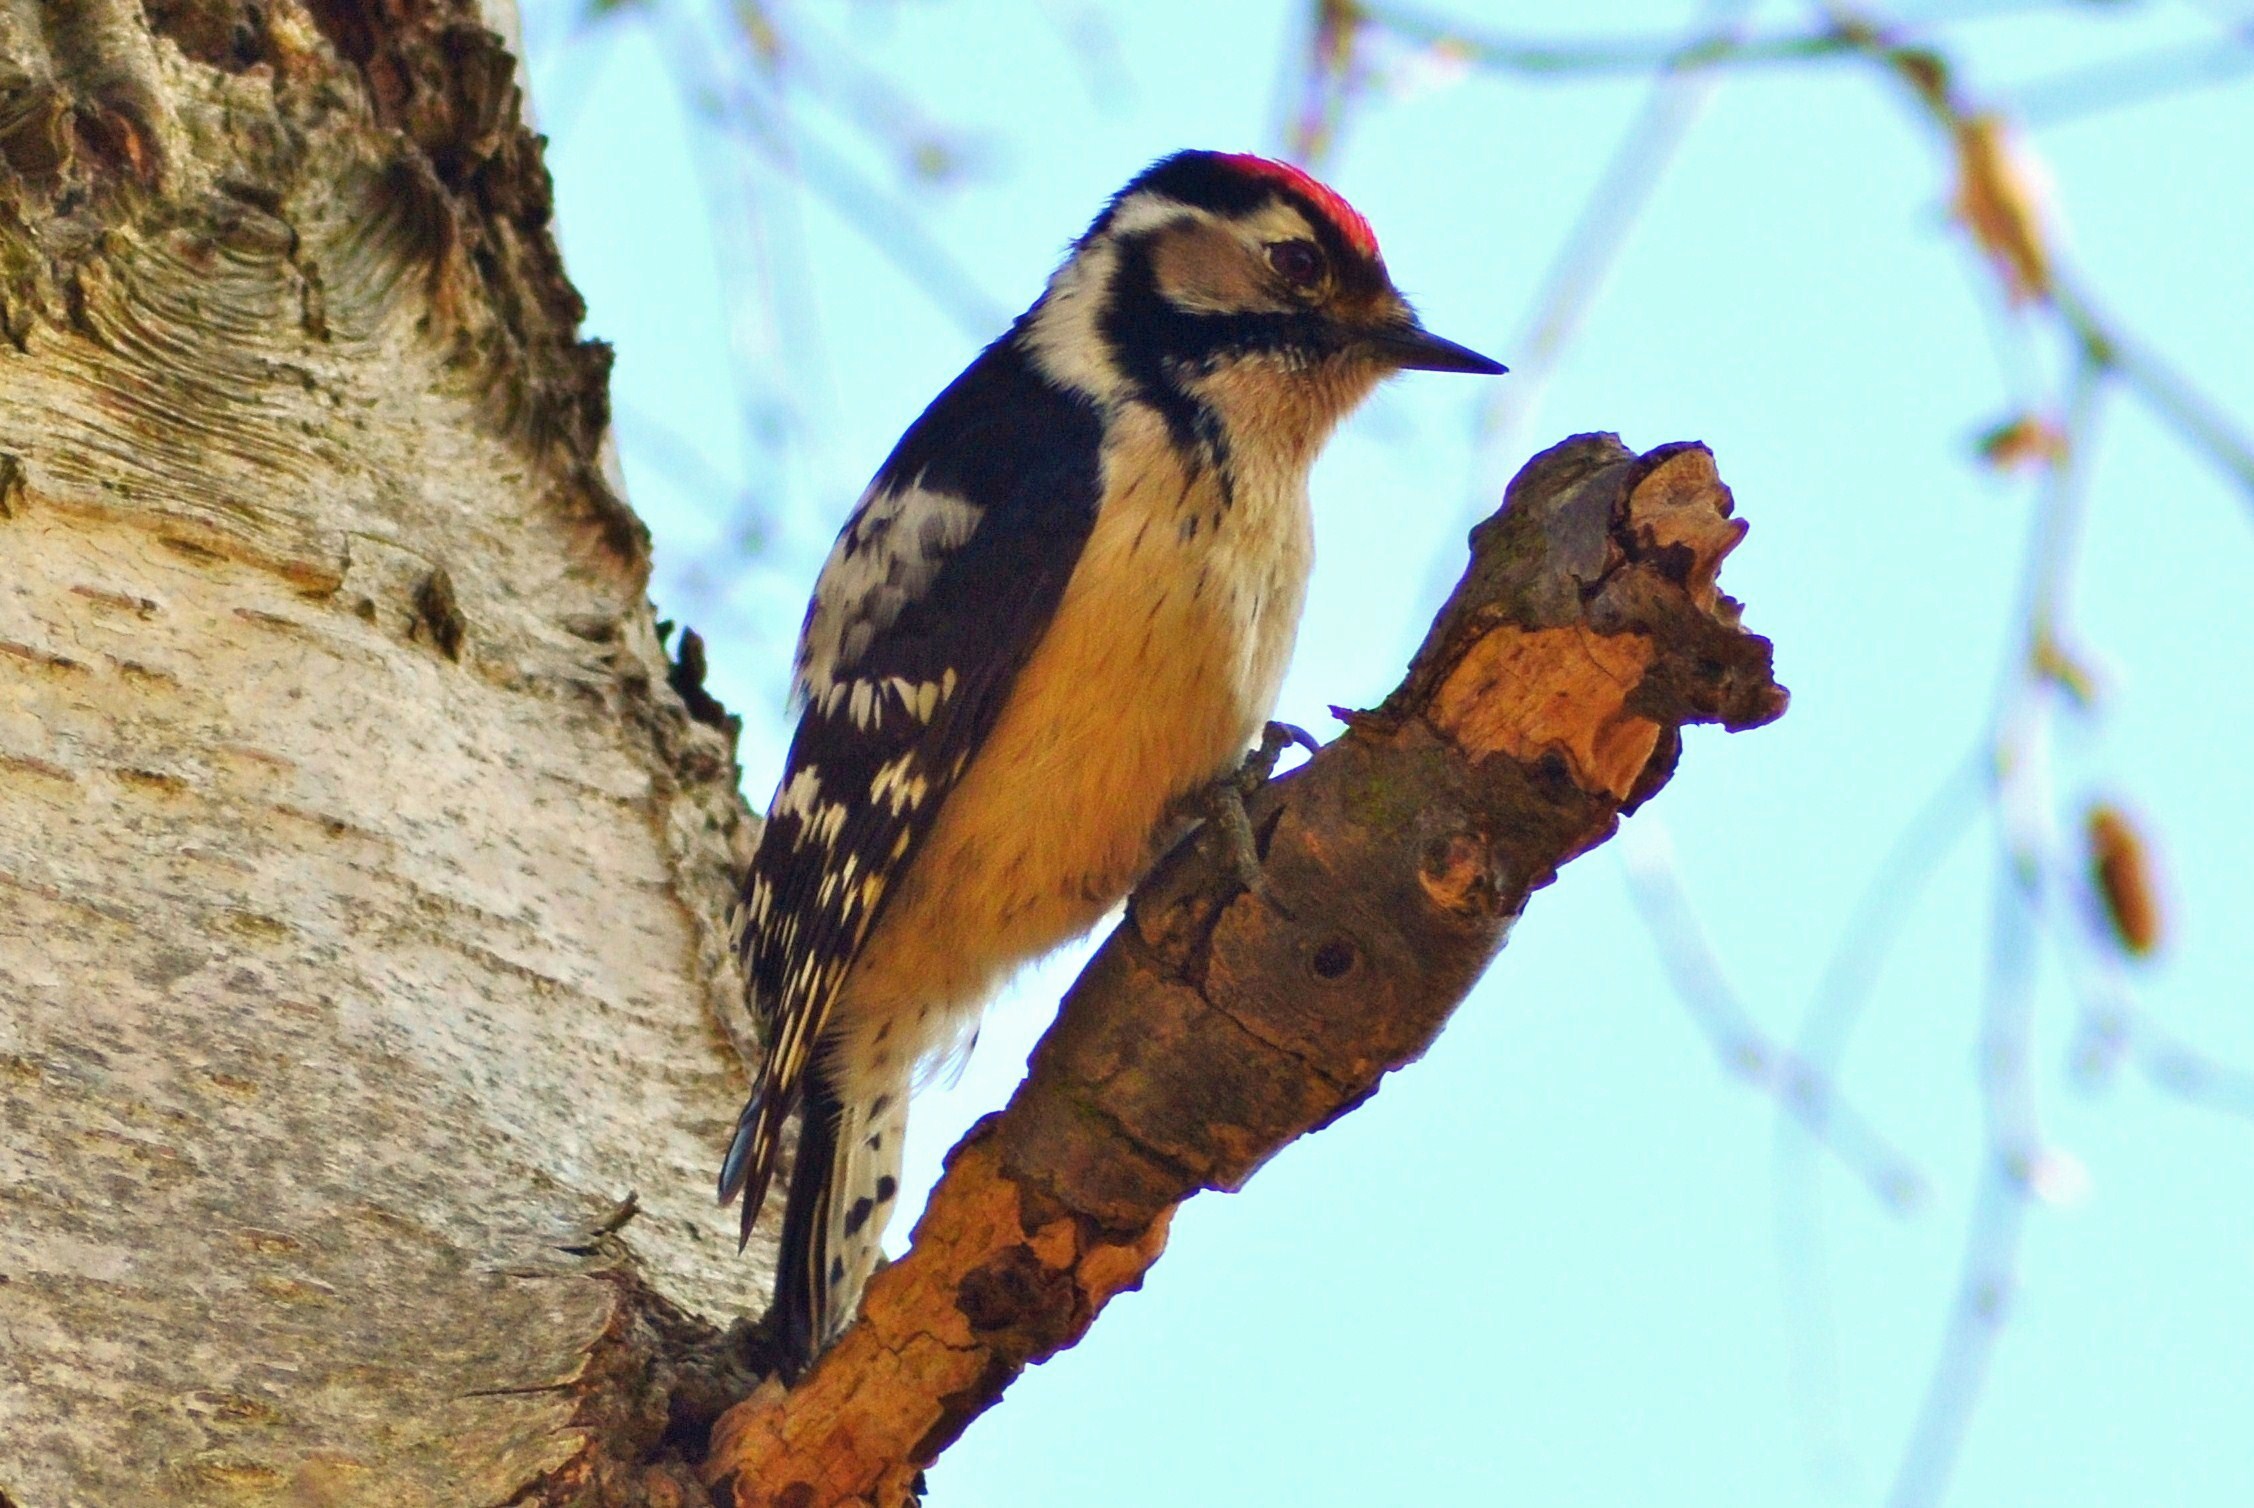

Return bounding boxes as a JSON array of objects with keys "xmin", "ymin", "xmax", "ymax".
[{"xmin": 1363, "ymin": 322, "xmax": 1508, "ymax": 375}]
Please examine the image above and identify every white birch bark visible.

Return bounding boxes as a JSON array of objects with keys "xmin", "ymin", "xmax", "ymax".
[{"xmin": 0, "ymin": 2, "xmax": 769, "ymax": 1500}]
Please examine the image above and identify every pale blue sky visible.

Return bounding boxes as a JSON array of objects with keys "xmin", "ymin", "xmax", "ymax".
[{"xmin": 524, "ymin": 3, "xmax": 2253, "ymax": 1502}]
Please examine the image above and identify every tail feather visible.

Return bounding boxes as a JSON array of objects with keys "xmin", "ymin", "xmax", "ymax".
[
  {"xmin": 718, "ymin": 1084, "xmax": 795, "ymax": 1253},
  {"xmin": 775, "ymin": 1072, "xmax": 909, "ymax": 1374}
]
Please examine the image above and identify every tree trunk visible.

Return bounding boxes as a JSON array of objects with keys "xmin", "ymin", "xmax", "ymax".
[{"xmin": 0, "ymin": 2, "xmax": 767, "ymax": 1501}]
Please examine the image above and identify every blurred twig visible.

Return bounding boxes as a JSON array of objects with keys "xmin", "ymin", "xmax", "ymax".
[
  {"xmin": 763, "ymin": 4, "xmax": 992, "ymax": 187},
  {"xmin": 1471, "ymin": 0, "xmax": 1758, "ymax": 466},
  {"xmin": 1878, "ymin": 346, "xmax": 2104, "ymax": 1508},
  {"xmin": 1031, "ymin": 0, "xmax": 1134, "ymax": 111},
  {"xmin": 1459, "ymin": 22, "xmax": 1734, "ymax": 462},
  {"xmin": 2119, "ymin": 1017, "xmax": 2254, "ymax": 1120},
  {"xmin": 1350, "ymin": 0, "xmax": 2254, "ymax": 519},
  {"xmin": 614, "ymin": 399, "xmax": 757, "ymax": 512},
  {"xmin": 1771, "ymin": 748, "xmax": 1985, "ymax": 1487},
  {"xmin": 1284, "ymin": 0, "xmax": 1371, "ymax": 165},
  {"xmin": 1620, "ymin": 820, "xmax": 1930, "ymax": 1212},
  {"xmin": 688, "ymin": 54, "xmax": 1008, "ymax": 337},
  {"xmin": 1360, "ymin": 4, "xmax": 1860, "ymax": 74},
  {"xmin": 2055, "ymin": 864, "xmax": 2254, "ymax": 1123},
  {"xmin": 2050, "ymin": 276, "xmax": 2254, "ymax": 502},
  {"xmin": 1348, "ymin": 0, "xmax": 1763, "ymax": 606},
  {"xmin": 611, "ymin": 398, "xmax": 784, "ymax": 566},
  {"xmin": 1831, "ymin": 4, "xmax": 2254, "ymax": 514},
  {"xmin": 560, "ymin": 0, "xmax": 1013, "ymax": 671},
  {"xmin": 1882, "ymin": 880, "xmax": 2040, "ymax": 1508},
  {"xmin": 2017, "ymin": 27, "xmax": 2254, "ymax": 126}
]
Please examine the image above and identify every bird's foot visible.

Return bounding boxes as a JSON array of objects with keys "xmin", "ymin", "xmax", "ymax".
[
  {"xmin": 1238, "ymin": 720, "xmax": 1319, "ymax": 791},
  {"xmin": 1198, "ymin": 722, "xmax": 1319, "ymax": 895}
]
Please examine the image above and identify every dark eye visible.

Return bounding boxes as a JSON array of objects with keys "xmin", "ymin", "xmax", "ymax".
[{"xmin": 1267, "ymin": 239, "xmax": 1324, "ymax": 288}]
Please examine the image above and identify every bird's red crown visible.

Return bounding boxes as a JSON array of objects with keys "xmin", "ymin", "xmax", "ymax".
[{"xmin": 1216, "ymin": 153, "xmax": 1381, "ymax": 260}]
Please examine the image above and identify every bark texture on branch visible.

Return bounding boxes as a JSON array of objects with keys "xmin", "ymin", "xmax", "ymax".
[
  {"xmin": 703, "ymin": 436, "xmax": 1790, "ymax": 1506},
  {"xmin": 0, "ymin": 3, "xmax": 770, "ymax": 1503}
]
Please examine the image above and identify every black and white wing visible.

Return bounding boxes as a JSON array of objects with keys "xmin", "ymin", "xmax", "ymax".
[{"xmin": 718, "ymin": 332, "xmax": 1105, "ymax": 1244}]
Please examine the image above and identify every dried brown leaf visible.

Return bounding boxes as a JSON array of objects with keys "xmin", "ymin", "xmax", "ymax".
[
  {"xmin": 2087, "ymin": 803, "xmax": 2164, "ymax": 958},
  {"xmin": 1953, "ymin": 114, "xmax": 2052, "ymax": 304}
]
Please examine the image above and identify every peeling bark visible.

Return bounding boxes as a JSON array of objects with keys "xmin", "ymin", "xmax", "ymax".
[
  {"xmin": 702, "ymin": 437, "xmax": 1788, "ymax": 1508},
  {"xmin": 0, "ymin": 2, "xmax": 772, "ymax": 1503}
]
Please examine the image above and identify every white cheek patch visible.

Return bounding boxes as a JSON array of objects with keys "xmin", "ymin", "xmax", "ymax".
[
  {"xmin": 795, "ymin": 482, "xmax": 984, "ymax": 707},
  {"xmin": 1106, "ymin": 191, "xmax": 1201, "ymax": 239},
  {"xmin": 1023, "ymin": 240, "xmax": 1131, "ymax": 406}
]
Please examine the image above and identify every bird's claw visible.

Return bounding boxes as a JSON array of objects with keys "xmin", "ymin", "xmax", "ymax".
[
  {"xmin": 1200, "ymin": 721, "xmax": 1319, "ymax": 898},
  {"xmin": 1236, "ymin": 720, "xmax": 1318, "ymax": 792}
]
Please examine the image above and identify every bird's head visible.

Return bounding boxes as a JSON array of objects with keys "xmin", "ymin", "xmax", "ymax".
[{"xmin": 1021, "ymin": 149, "xmax": 1504, "ymax": 467}]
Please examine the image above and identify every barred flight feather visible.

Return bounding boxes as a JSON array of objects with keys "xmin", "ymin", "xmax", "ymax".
[{"xmin": 719, "ymin": 331, "xmax": 1106, "ymax": 1250}]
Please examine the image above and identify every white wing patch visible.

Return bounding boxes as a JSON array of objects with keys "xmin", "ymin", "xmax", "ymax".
[
  {"xmin": 773, "ymin": 765, "xmax": 825, "ymax": 820},
  {"xmin": 826, "ymin": 673, "xmax": 953, "ymax": 732},
  {"xmin": 869, "ymin": 752, "xmax": 933, "ymax": 815},
  {"xmin": 796, "ymin": 482, "xmax": 984, "ymax": 711}
]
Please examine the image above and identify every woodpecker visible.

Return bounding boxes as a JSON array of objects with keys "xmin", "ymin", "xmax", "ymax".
[{"xmin": 718, "ymin": 149, "xmax": 1504, "ymax": 1371}]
